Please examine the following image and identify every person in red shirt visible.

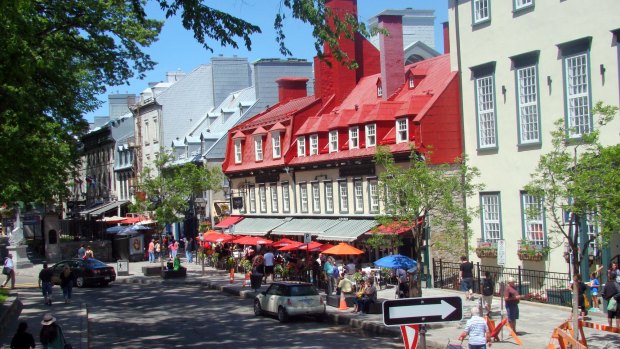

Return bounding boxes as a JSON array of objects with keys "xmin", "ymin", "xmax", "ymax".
[{"xmin": 504, "ymin": 277, "xmax": 521, "ymax": 332}]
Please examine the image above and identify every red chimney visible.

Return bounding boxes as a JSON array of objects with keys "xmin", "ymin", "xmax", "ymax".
[
  {"xmin": 378, "ymin": 14, "xmax": 404, "ymax": 100},
  {"xmin": 443, "ymin": 22, "xmax": 450, "ymax": 54},
  {"xmin": 276, "ymin": 77, "xmax": 309, "ymax": 103}
]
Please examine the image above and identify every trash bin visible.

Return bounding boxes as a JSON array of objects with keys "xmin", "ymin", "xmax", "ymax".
[{"xmin": 251, "ymin": 272, "xmax": 263, "ymax": 291}]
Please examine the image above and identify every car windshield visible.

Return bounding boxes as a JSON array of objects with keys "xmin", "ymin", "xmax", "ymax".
[
  {"xmin": 85, "ymin": 259, "xmax": 107, "ymax": 268},
  {"xmin": 289, "ymin": 285, "xmax": 318, "ymax": 297}
]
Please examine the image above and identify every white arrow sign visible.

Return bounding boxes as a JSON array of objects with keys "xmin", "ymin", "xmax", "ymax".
[{"xmin": 389, "ymin": 300, "xmax": 456, "ymax": 320}]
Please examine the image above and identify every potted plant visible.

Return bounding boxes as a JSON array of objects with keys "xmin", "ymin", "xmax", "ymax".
[
  {"xmin": 274, "ymin": 263, "xmax": 288, "ymax": 281},
  {"xmin": 517, "ymin": 240, "xmax": 549, "ymax": 261},
  {"xmin": 475, "ymin": 240, "xmax": 498, "ymax": 258}
]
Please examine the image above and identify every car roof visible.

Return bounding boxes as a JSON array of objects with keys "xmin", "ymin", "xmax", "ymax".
[{"xmin": 271, "ymin": 282, "xmax": 313, "ymax": 287}]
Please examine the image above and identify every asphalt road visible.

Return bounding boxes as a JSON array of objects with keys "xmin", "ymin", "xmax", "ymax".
[{"xmin": 85, "ymin": 283, "xmax": 405, "ymax": 349}]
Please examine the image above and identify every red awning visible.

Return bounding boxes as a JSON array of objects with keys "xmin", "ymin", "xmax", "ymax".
[
  {"xmin": 372, "ymin": 217, "xmax": 425, "ymax": 235},
  {"xmin": 215, "ymin": 216, "xmax": 244, "ymax": 228}
]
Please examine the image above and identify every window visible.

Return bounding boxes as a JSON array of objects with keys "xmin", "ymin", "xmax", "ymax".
[
  {"xmin": 310, "ymin": 134, "xmax": 319, "ymax": 155},
  {"xmin": 349, "ymin": 126, "xmax": 359, "ymax": 149},
  {"xmin": 300, "ymin": 183, "xmax": 309, "ymax": 213},
  {"xmin": 271, "ymin": 184, "xmax": 278, "ymax": 213},
  {"xmin": 408, "ymin": 76, "xmax": 415, "ymax": 89},
  {"xmin": 254, "ymin": 136, "xmax": 263, "ymax": 161},
  {"xmin": 365, "ymin": 123, "xmax": 376, "ymax": 147},
  {"xmin": 338, "ymin": 181, "xmax": 349, "ymax": 213},
  {"xmin": 480, "ymin": 193, "xmax": 501, "ymax": 241},
  {"xmin": 510, "ymin": 51, "xmax": 541, "ymax": 145},
  {"xmin": 259, "ymin": 185, "xmax": 267, "ymax": 212},
  {"xmin": 369, "ymin": 180, "xmax": 379, "ymax": 213},
  {"xmin": 282, "ymin": 182, "xmax": 290, "ymax": 213},
  {"xmin": 324, "ymin": 181, "xmax": 334, "ymax": 213},
  {"xmin": 476, "ymin": 75, "xmax": 496, "ymax": 148},
  {"xmin": 297, "ymin": 136, "xmax": 306, "ymax": 157},
  {"xmin": 472, "ymin": 0, "xmax": 490, "ymax": 24},
  {"xmin": 312, "ymin": 182, "xmax": 321, "ymax": 213},
  {"xmin": 329, "ymin": 130, "xmax": 338, "ymax": 153},
  {"xmin": 234, "ymin": 140, "xmax": 242, "ymax": 164},
  {"xmin": 521, "ymin": 193, "xmax": 545, "ymax": 245},
  {"xmin": 564, "ymin": 53, "xmax": 591, "ymax": 138},
  {"xmin": 354, "ymin": 181, "xmax": 364, "ymax": 212},
  {"xmin": 396, "ymin": 118, "xmax": 408, "ymax": 143},
  {"xmin": 272, "ymin": 132, "xmax": 281, "ymax": 159},
  {"xmin": 249, "ymin": 186, "xmax": 256, "ymax": 213},
  {"xmin": 514, "ymin": 0, "xmax": 533, "ymax": 11},
  {"xmin": 377, "ymin": 83, "xmax": 383, "ymax": 97}
]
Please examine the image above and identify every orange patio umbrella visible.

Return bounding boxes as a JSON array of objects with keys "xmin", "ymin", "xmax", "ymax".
[{"xmin": 321, "ymin": 242, "xmax": 364, "ymax": 255}]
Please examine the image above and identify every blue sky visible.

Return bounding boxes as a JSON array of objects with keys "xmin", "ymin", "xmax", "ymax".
[{"xmin": 87, "ymin": 0, "xmax": 448, "ymax": 121}]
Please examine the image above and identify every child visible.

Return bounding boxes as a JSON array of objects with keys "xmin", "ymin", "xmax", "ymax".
[{"xmin": 589, "ymin": 272, "xmax": 600, "ymax": 311}]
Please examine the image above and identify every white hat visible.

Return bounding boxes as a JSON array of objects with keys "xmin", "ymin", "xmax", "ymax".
[
  {"xmin": 507, "ymin": 277, "xmax": 516, "ymax": 283},
  {"xmin": 41, "ymin": 313, "xmax": 56, "ymax": 326}
]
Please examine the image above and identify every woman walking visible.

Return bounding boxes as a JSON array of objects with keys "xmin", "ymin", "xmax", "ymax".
[
  {"xmin": 40, "ymin": 313, "xmax": 67, "ymax": 349},
  {"xmin": 59, "ymin": 265, "xmax": 74, "ymax": 304},
  {"xmin": 2, "ymin": 253, "xmax": 15, "ymax": 289}
]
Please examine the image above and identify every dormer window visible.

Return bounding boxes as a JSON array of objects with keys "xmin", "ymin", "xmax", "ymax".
[
  {"xmin": 365, "ymin": 123, "xmax": 376, "ymax": 147},
  {"xmin": 272, "ymin": 132, "xmax": 281, "ymax": 159},
  {"xmin": 408, "ymin": 75, "xmax": 415, "ymax": 89},
  {"xmin": 329, "ymin": 130, "xmax": 338, "ymax": 153},
  {"xmin": 310, "ymin": 134, "xmax": 319, "ymax": 155},
  {"xmin": 254, "ymin": 136, "xmax": 263, "ymax": 161},
  {"xmin": 396, "ymin": 118, "xmax": 408, "ymax": 143},
  {"xmin": 234, "ymin": 140, "xmax": 242, "ymax": 164},
  {"xmin": 377, "ymin": 84, "xmax": 383, "ymax": 97},
  {"xmin": 349, "ymin": 126, "xmax": 359, "ymax": 149},
  {"xmin": 297, "ymin": 136, "xmax": 306, "ymax": 157}
]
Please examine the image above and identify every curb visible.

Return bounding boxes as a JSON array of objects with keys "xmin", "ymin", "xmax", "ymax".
[{"xmin": 0, "ymin": 294, "xmax": 22, "ymax": 340}]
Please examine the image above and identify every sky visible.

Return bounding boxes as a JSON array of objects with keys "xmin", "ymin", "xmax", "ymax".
[{"xmin": 86, "ymin": 0, "xmax": 448, "ymax": 121}]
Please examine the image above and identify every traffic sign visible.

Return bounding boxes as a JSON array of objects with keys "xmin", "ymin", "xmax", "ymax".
[
  {"xmin": 304, "ymin": 233, "xmax": 312, "ymax": 244},
  {"xmin": 383, "ymin": 296, "xmax": 463, "ymax": 326},
  {"xmin": 497, "ymin": 239, "xmax": 506, "ymax": 265}
]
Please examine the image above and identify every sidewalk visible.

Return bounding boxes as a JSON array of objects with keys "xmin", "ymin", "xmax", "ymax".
[{"xmin": 3, "ymin": 259, "xmax": 620, "ymax": 348}]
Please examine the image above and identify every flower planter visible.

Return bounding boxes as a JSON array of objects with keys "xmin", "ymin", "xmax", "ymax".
[
  {"xmin": 475, "ymin": 248, "xmax": 497, "ymax": 259},
  {"xmin": 517, "ymin": 252, "xmax": 545, "ymax": 261}
]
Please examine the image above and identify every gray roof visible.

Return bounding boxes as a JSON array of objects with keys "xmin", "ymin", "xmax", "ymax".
[
  {"xmin": 271, "ymin": 218, "xmax": 343, "ymax": 236},
  {"xmin": 318, "ymin": 219, "xmax": 378, "ymax": 242},
  {"xmin": 233, "ymin": 217, "xmax": 290, "ymax": 236}
]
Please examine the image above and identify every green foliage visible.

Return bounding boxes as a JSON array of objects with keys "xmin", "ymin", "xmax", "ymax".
[
  {"xmin": 525, "ymin": 102, "xmax": 619, "ymax": 273},
  {"xmin": 362, "ymin": 232, "xmax": 402, "ymax": 252}
]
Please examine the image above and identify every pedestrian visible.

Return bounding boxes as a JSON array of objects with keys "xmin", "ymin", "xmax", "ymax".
[
  {"xmin": 337, "ymin": 274, "xmax": 353, "ymax": 296},
  {"xmin": 84, "ymin": 246, "xmax": 94, "ymax": 259},
  {"xmin": 482, "ymin": 271, "xmax": 495, "ymax": 315},
  {"xmin": 39, "ymin": 313, "xmax": 67, "ymax": 349},
  {"xmin": 77, "ymin": 244, "xmax": 86, "ymax": 259},
  {"xmin": 59, "ymin": 265, "xmax": 74, "ymax": 304},
  {"xmin": 608, "ymin": 262, "xmax": 620, "ymax": 282},
  {"xmin": 171, "ymin": 239, "xmax": 179, "ymax": 258},
  {"xmin": 10, "ymin": 321, "xmax": 35, "ymax": 349},
  {"xmin": 588, "ymin": 271, "xmax": 600, "ymax": 311},
  {"xmin": 601, "ymin": 274, "xmax": 620, "ymax": 328},
  {"xmin": 263, "ymin": 248, "xmax": 274, "ymax": 283},
  {"xmin": 460, "ymin": 255, "xmax": 474, "ymax": 299},
  {"xmin": 184, "ymin": 237, "xmax": 194, "ymax": 263},
  {"xmin": 504, "ymin": 276, "xmax": 521, "ymax": 333},
  {"xmin": 155, "ymin": 240, "xmax": 161, "ymax": 262},
  {"xmin": 458, "ymin": 307, "xmax": 492, "ymax": 349},
  {"xmin": 355, "ymin": 278, "xmax": 377, "ymax": 314},
  {"xmin": 38, "ymin": 263, "xmax": 54, "ymax": 305},
  {"xmin": 323, "ymin": 256, "xmax": 334, "ymax": 295},
  {"xmin": 2, "ymin": 253, "xmax": 15, "ymax": 289},
  {"xmin": 569, "ymin": 274, "xmax": 588, "ymax": 318},
  {"xmin": 148, "ymin": 239, "xmax": 155, "ymax": 263}
]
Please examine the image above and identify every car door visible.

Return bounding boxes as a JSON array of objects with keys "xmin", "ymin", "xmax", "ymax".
[
  {"xmin": 265, "ymin": 284, "xmax": 282, "ymax": 313},
  {"xmin": 51, "ymin": 262, "xmax": 67, "ymax": 284}
]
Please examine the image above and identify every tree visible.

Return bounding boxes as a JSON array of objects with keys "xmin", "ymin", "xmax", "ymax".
[
  {"xmin": 135, "ymin": 149, "xmax": 223, "ymax": 240},
  {"xmin": 525, "ymin": 102, "xmax": 619, "ymax": 276},
  {"xmin": 375, "ymin": 147, "xmax": 483, "ymax": 297},
  {"xmin": 0, "ymin": 0, "xmax": 371, "ymax": 205}
]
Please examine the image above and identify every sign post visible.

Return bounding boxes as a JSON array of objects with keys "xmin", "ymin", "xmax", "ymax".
[{"xmin": 497, "ymin": 239, "xmax": 506, "ymax": 266}]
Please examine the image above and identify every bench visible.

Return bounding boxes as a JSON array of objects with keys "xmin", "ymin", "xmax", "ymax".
[
  {"xmin": 162, "ymin": 267, "xmax": 187, "ymax": 279},
  {"xmin": 142, "ymin": 266, "xmax": 162, "ymax": 276},
  {"xmin": 326, "ymin": 294, "xmax": 357, "ymax": 308}
]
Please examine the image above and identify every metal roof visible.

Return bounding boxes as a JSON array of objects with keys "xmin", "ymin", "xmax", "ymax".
[
  {"xmin": 318, "ymin": 218, "xmax": 378, "ymax": 242},
  {"xmin": 271, "ymin": 218, "xmax": 342, "ymax": 236},
  {"xmin": 232, "ymin": 217, "xmax": 290, "ymax": 236}
]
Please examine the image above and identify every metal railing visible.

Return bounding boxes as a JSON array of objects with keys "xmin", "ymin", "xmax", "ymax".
[{"xmin": 432, "ymin": 259, "xmax": 572, "ymax": 307}]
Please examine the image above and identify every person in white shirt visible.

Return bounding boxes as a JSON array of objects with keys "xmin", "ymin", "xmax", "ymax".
[
  {"xmin": 458, "ymin": 307, "xmax": 491, "ymax": 348},
  {"xmin": 2, "ymin": 254, "xmax": 15, "ymax": 289},
  {"xmin": 263, "ymin": 248, "xmax": 275, "ymax": 283}
]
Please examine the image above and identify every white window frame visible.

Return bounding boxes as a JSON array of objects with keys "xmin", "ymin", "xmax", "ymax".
[
  {"xmin": 473, "ymin": 0, "xmax": 490, "ymax": 24},
  {"xmin": 312, "ymin": 182, "xmax": 321, "ymax": 213},
  {"xmin": 349, "ymin": 126, "xmax": 359, "ymax": 149},
  {"xmin": 325, "ymin": 181, "xmax": 334, "ymax": 213},
  {"xmin": 309, "ymin": 134, "xmax": 319, "ymax": 155},
  {"xmin": 249, "ymin": 186, "xmax": 256, "ymax": 213},
  {"xmin": 396, "ymin": 118, "xmax": 408, "ymax": 144},
  {"xmin": 270, "ymin": 184, "xmax": 278, "ymax": 213},
  {"xmin": 516, "ymin": 65, "xmax": 540, "ymax": 144},
  {"xmin": 338, "ymin": 181, "xmax": 349, "ymax": 213},
  {"xmin": 234, "ymin": 140, "xmax": 242, "ymax": 164},
  {"xmin": 272, "ymin": 132, "xmax": 281, "ymax": 159},
  {"xmin": 254, "ymin": 136, "xmax": 263, "ymax": 161},
  {"xmin": 408, "ymin": 76, "xmax": 415, "ymax": 89},
  {"xmin": 377, "ymin": 84, "xmax": 383, "ymax": 97},
  {"xmin": 369, "ymin": 180, "xmax": 379, "ymax": 213},
  {"xmin": 365, "ymin": 123, "xmax": 376, "ymax": 147},
  {"xmin": 480, "ymin": 193, "xmax": 501, "ymax": 241},
  {"xmin": 300, "ymin": 183, "xmax": 309, "ymax": 213},
  {"xmin": 564, "ymin": 53, "xmax": 591, "ymax": 138},
  {"xmin": 297, "ymin": 136, "xmax": 306, "ymax": 157},
  {"xmin": 282, "ymin": 182, "xmax": 290, "ymax": 213},
  {"xmin": 476, "ymin": 75, "xmax": 497, "ymax": 148},
  {"xmin": 514, "ymin": 0, "xmax": 533, "ymax": 11},
  {"xmin": 521, "ymin": 193, "xmax": 545, "ymax": 245},
  {"xmin": 259, "ymin": 185, "xmax": 267, "ymax": 213},
  {"xmin": 329, "ymin": 130, "xmax": 338, "ymax": 153},
  {"xmin": 354, "ymin": 180, "xmax": 364, "ymax": 212}
]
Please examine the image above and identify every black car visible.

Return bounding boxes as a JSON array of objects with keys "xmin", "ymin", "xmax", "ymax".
[{"xmin": 50, "ymin": 258, "xmax": 116, "ymax": 287}]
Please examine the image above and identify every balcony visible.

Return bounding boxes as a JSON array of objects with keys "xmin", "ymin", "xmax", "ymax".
[
  {"xmin": 475, "ymin": 239, "xmax": 497, "ymax": 259},
  {"xmin": 517, "ymin": 240, "xmax": 550, "ymax": 262}
]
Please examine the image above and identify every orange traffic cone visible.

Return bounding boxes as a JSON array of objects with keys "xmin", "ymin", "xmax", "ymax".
[
  {"xmin": 339, "ymin": 292, "xmax": 348, "ymax": 310},
  {"xmin": 243, "ymin": 272, "xmax": 250, "ymax": 287},
  {"xmin": 229, "ymin": 268, "xmax": 235, "ymax": 284}
]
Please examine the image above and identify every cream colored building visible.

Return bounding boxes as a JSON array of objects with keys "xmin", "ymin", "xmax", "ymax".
[{"xmin": 448, "ymin": 0, "xmax": 620, "ymax": 273}]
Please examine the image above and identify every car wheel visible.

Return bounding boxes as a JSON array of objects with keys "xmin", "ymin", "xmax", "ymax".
[
  {"xmin": 253, "ymin": 300, "xmax": 263, "ymax": 316},
  {"xmin": 75, "ymin": 277, "xmax": 85, "ymax": 288},
  {"xmin": 277, "ymin": 307, "xmax": 289, "ymax": 323}
]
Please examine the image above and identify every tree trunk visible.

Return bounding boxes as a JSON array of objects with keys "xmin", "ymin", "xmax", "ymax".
[{"xmin": 409, "ymin": 224, "xmax": 424, "ymax": 298}]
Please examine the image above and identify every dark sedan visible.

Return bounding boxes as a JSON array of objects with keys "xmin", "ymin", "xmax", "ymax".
[{"xmin": 50, "ymin": 258, "xmax": 116, "ymax": 287}]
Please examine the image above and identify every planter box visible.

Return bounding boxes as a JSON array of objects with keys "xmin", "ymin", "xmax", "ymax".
[
  {"xmin": 518, "ymin": 252, "xmax": 545, "ymax": 261},
  {"xmin": 475, "ymin": 248, "xmax": 497, "ymax": 258}
]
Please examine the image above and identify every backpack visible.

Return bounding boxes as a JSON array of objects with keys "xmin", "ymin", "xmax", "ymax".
[
  {"xmin": 332, "ymin": 266, "xmax": 340, "ymax": 278},
  {"xmin": 482, "ymin": 278, "xmax": 494, "ymax": 296}
]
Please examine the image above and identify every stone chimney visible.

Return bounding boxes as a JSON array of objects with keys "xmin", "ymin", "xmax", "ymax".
[
  {"xmin": 443, "ymin": 22, "xmax": 450, "ymax": 54},
  {"xmin": 276, "ymin": 77, "xmax": 309, "ymax": 103},
  {"xmin": 378, "ymin": 14, "xmax": 404, "ymax": 100}
]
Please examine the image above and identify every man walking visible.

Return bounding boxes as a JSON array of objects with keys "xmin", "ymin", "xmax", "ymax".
[
  {"xmin": 504, "ymin": 277, "xmax": 521, "ymax": 333},
  {"xmin": 38, "ymin": 263, "xmax": 54, "ymax": 305},
  {"xmin": 460, "ymin": 255, "xmax": 474, "ymax": 298},
  {"xmin": 2, "ymin": 254, "xmax": 15, "ymax": 289},
  {"xmin": 263, "ymin": 248, "xmax": 274, "ymax": 283}
]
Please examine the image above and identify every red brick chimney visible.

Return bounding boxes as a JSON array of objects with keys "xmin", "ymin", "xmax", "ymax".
[
  {"xmin": 378, "ymin": 14, "xmax": 404, "ymax": 100},
  {"xmin": 276, "ymin": 77, "xmax": 309, "ymax": 103},
  {"xmin": 443, "ymin": 22, "xmax": 450, "ymax": 54}
]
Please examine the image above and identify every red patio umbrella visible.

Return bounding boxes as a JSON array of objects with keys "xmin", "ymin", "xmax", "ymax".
[
  {"xmin": 278, "ymin": 241, "xmax": 303, "ymax": 251},
  {"xmin": 296, "ymin": 241, "xmax": 323, "ymax": 251},
  {"xmin": 233, "ymin": 236, "xmax": 273, "ymax": 245},
  {"xmin": 203, "ymin": 232, "xmax": 236, "ymax": 243},
  {"xmin": 312, "ymin": 243, "xmax": 334, "ymax": 252},
  {"xmin": 271, "ymin": 238, "xmax": 299, "ymax": 247},
  {"xmin": 321, "ymin": 242, "xmax": 364, "ymax": 255},
  {"xmin": 279, "ymin": 241, "xmax": 322, "ymax": 251}
]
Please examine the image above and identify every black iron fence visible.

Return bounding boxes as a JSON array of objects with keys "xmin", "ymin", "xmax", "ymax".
[{"xmin": 432, "ymin": 259, "xmax": 572, "ymax": 307}]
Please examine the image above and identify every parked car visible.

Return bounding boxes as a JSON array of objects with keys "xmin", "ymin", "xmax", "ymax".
[
  {"xmin": 253, "ymin": 282, "xmax": 326, "ymax": 323},
  {"xmin": 50, "ymin": 258, "xmax": 116, "ymax": 287}
]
